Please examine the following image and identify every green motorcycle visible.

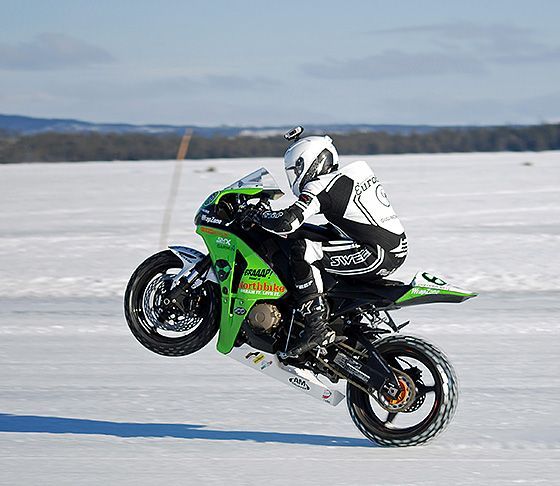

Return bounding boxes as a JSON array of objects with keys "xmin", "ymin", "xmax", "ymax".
[{"xmin": 124, "ymin": 168, "xmax": 476, "ymax": 447}]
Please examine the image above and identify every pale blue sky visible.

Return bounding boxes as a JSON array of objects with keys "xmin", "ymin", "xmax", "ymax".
[{"xmin": 1, "ymin": 0, "xmax": 559, "ymax": 126}]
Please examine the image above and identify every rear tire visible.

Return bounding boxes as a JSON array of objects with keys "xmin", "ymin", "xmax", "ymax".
[
  {"xmin": 124, "ymin": 250, "xmax": 219, "ymax": 356},
  {"xmin": 347, "ymin": 335, "xmax": 458, "ymax": 447}
]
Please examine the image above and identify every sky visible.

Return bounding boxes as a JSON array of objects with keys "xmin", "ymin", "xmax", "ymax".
[{"xmin": 1, "ymin": 0, "xmax": 559, "ymax": 126}]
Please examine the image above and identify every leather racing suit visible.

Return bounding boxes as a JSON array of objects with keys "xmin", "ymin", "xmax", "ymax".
[{"xmin": 258, "ymin": 160, "xmax": 407, "ymax": 301}]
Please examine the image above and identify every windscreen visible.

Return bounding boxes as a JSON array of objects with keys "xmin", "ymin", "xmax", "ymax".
[{"xmin": 224, "ymin": 168, "xmax": 284, "ymax": 199}]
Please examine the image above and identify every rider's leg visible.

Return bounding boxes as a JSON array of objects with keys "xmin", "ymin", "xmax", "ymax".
[
  {"xmin": 320, "ymin": 241, "xmax": 402, "ymax": 279},
  {"xmin": 287, "ymin": 239, "xmax": 333, "ymax": 356}
]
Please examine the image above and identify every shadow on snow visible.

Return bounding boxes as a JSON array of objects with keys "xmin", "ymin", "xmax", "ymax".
[{"xmin": 0, "ymin": 413, "xmax": 373, "ymax": 448}]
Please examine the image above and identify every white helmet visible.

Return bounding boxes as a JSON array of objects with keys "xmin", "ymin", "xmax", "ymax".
[{"xmin": 283, "ymin": 132, "xmax": 339, "ymax": 196}]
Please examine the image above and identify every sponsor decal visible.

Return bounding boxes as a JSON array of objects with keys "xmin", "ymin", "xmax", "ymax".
[
  {"xmin": 322, "ymin": 390, "xmax": 332, "ymax": 400},
  {"xmin": 260, "ymin": 360, "xmax": 273, "ymax": 370},
  {"xmin": 295, "ymin": 280, "xmax": 313, "ymax": 290},
  {"xmin": 354, "ymin": 175, "xmax": 379, "ymax": 196},
  {"xmin": 200, "ymin": 226, "xmax": 228, "ymax": 237},
  {"xmin": 380, "ymin": 214, "xmax": 397, "ymax": 223},
  {"xmin": 201, "ymin": 214, "xmax": 223, "ymax": 224},
  {"xmin": 234, "ymin": 307, "xmax": 247, "ymax": 315},
  {"xmin": 330, "ymin": 248, "xmax": 372, "ymax": 267},
  {"xmin": 333, "ymin": 352, "xmax": 370, "ymax": 383},
  {"xmin": 203, "ymin": 191, "xmax": 219, "ymax": 206},
  {"xmin": 245, "ymin": 351, "xmax": 259, "ymax": 360},
  {"xmin": 262, "ymin": 211, "xmax": 283, "ymax": 219},
  {"xmin": 216, "ymin": 236, "xmax": 232, "ymax": 246},
  {"xmin": 243, "ymin": 268, "xmax": 273, "ymax": 279},
  {"xmin": 238, "ymin": 281, "xmax": 286, "ymax": 296},
  {"xmin": 215, "ymin": 259, "xmax": 232, "ymax": 281},
  {"xmin": 411, "ymin": 287, "xmax": 440, "ymax": 296},
  {"xmin": 422, "ymin": 273, "xmax": 447, "ymax": 286},
  {"xmin": 376, "ymin": 185, "xmax": 391, "ymax": 207},
  {"xmin": 289, "ymin": 376, "xmax": 310, "ymax": 390},
  {"xmin": 253, "ymin": 354, "xmax": 265, "ymax": 364}
]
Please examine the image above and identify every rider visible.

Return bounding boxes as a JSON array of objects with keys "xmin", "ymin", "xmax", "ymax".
[{"xmin": 247, "ymin": 127, "xmax": 407, "ymax": 357}]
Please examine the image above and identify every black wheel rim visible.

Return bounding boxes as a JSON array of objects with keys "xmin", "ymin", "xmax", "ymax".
[{"xmin": 354, "ymin": 345, "xmax": 444, "ymax": 438}]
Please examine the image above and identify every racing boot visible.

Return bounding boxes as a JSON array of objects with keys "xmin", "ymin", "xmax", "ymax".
[{"xmin": 285, "ymin": 295, "xmax": 335, "ymax": 358}]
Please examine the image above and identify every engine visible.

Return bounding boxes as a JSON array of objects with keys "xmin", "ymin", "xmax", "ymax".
[{"xmin": 247, "ymin": 303, "xmax": 282, "ymax": 333}]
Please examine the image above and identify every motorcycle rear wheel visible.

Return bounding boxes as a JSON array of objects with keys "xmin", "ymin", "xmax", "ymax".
[
  {"xmin": 347, "ymin": 335, "xmax": 458, "ymax": 447},
  {"xmin": 124, "ymin": 250, "xmax": 219, "ymax": 356}
]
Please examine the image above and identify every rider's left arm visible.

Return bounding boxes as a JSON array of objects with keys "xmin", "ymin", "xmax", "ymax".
[{"xmin": 258, "ymin": 190, "xmax": 321, "ymax": 236}]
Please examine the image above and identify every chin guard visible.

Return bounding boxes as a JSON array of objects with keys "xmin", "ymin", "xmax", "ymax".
[{"xmin": 284, "ymin": 126, "xmax": 304, "ymax": 141}]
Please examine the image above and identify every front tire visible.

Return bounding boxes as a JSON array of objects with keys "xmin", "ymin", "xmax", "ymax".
[
  {"xmin": 124, "ymin": 250, "xmax": 219, "ymax": 356},
  {"xmin": 347, "ymin": 335, "xmax": 458, "ymax": 447}
]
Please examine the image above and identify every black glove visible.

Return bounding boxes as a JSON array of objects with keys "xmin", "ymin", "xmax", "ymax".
[{"xmin": 239, "ymin": 204, "xmax": 262, "ymax": 229}]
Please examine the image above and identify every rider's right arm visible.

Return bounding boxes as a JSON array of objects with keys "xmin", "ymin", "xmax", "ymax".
[{"xmin": 259, "ymin": 190, "xmax": 321, "ymax": 235}]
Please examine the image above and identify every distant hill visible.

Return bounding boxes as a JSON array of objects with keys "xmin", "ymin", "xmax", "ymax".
[{"xmin": 0, "ymin": 114, "xmax": 450, "ymax": 137}]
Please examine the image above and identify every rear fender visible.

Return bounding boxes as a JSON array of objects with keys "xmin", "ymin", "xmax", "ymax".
[
  {"xmin": 168, "ymin": 246, "xmax": 218, "ymax": 285},
  {"xmin": 396, "ymin": 271, "xmax": 477, "ymax": 306}
]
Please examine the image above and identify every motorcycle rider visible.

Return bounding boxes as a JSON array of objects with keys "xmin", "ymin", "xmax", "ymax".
[{"xmin": 246, "ymin": 127, "xmax": 407, "ymax": 357}]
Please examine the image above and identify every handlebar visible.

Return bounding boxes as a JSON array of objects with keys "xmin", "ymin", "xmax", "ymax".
[{"xmin": 237, "ymin": 197, "xmax": 270, "ymax": 231}]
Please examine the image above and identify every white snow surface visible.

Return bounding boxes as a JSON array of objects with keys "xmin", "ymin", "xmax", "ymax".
[{"xmin": 1, "ymin": 152, "xmax": 559, "ymax": 484}]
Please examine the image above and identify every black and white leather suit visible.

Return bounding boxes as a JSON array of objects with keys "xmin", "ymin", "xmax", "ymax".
[{"xmin": 259, "ymin": 160, "xmax": 408, "ymax": 300}]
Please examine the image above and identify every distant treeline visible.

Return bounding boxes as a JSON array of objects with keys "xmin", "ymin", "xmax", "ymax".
[{"xmin": 1, "ymin": 123, "xmax": 559, "ymax": 163}]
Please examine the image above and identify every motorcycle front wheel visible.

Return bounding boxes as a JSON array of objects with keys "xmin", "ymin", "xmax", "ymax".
[
  {"xmin": 124, "ymin": 250, "xmax": 219, "ymax": 356},
  {"xmin": 347, "ymin": 335, "xmax": 458, "ymax": 447}
]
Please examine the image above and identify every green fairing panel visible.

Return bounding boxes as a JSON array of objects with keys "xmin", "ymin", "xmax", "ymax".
[
  {"xmin": 396, "ymin": 288, "xmax": 476, "ymax": 306},
  {"xmin": 196, "ymin": 225, "xmax": 286, "ymax": 354},
  {"xmin": 395, "ymin": 271, "xmax": 477, "ymax": 306}
]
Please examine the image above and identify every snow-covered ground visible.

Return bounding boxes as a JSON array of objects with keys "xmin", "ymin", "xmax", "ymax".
[{"xmin": 1, "ymin": 152, "xmax": 559, "ymax": 485}]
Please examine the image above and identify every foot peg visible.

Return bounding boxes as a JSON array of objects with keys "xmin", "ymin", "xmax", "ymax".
[{"xmin": 283, "ymin": 330, "xmax": 336, "ymax": 359}]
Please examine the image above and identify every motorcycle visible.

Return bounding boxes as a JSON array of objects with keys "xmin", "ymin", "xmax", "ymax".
[{"xmin": 124, "ymin": 168, "xmax": 477, "ymax": 447}]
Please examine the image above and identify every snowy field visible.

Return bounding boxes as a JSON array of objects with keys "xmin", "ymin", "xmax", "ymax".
[{"xmin": 1, "ymin": 152, "xmax": 559, "ymax": 485}]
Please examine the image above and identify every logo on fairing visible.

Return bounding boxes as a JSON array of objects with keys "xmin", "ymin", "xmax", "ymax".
[
  {"xmin": 203, "ymin": 191, "xmax": 219, "ymax": 206},
  {"xmin": 238, "ymin": 281, "xmax": 286, "ymax": 296},
  {"xmin": 422, "ymin": 273, "xmax": 447, "ymax": 286},
  {"xmin": 243, "ymin": 268, "xmax": 273, "ymax": 279},
  {"xmin": 201, "ymin": 214, "xmax": 223, "ymax": 224},
  {"xmin": 412, "ymin": 288, "xmax": 440, "ymax": 296},
  {"xmin": 260, "ymin": 360, "xmax": 273, "ymax": 370},
  {"xmin": 215, "ymin": 259, "xmax": 232, "ymax": 281},
  {"xmin": 216, "ymin": 237, "xmax": 231, "ymax": 246},
  {"xmin": 330, "ymin": 248, "xmax": 372, "ymax": 267},
  {"xmin": 234, "ymin": 307, "xmax": 247, "ymax": 315},
  {"xmin": 289, "ymin": 376, "xmax": 310, "ymax": 390}
]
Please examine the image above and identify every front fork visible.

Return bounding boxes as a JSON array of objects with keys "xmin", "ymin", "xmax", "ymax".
[{"xmin": 163, "ymin": 248, "xmax": 216, "ymax": 313}]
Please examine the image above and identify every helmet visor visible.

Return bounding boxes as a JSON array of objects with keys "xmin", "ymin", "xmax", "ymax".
[{"xmin": 285, "ymin": 156, "xmax": 304, "ymax": 188}]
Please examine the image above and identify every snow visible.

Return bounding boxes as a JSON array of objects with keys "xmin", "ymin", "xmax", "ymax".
[{"xmin": 1, "ymin": 151, "xmax": 559, "ymax": 484}]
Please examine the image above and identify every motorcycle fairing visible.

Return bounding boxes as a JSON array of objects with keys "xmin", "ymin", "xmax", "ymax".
[
  {"xmin": 196, "ymin": 225, "xmax": 287, "ymax": 354},
  {"xmin": 228, "ymin": 343, "xmax": 345, "ymax": 407},
  {"xmin": 168, "ymin": 246, "xmax": 219, "ymax": 284},
  {"xmin": 396, "ymin": 271, "xmax": 477, "ymax": 306}
]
